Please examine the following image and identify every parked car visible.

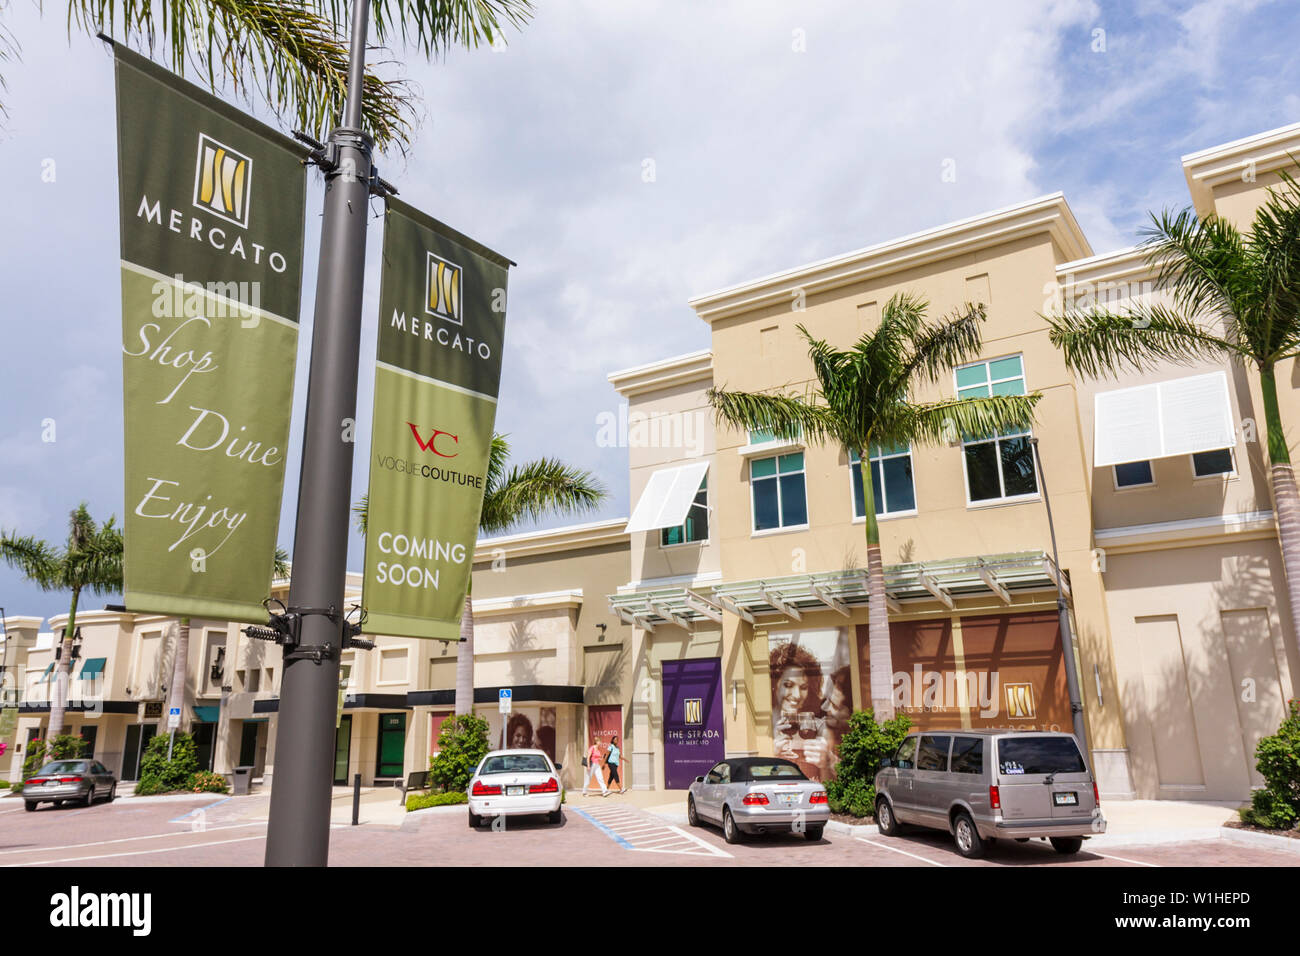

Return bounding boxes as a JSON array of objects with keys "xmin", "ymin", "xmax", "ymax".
[
  {"xmin": 467, "ymin": 749, "xmax": 563, "ymax": 828},
  {"xmin": 874, "ymin": 730, "xmax": 1105, "ymax": 858},
  {"xmin": 687, "ymin": 756, "xmax": 830, "ymax": 844},
  {"xmin": 24, "ymin": 759, "xmax": 117, "ymax": 811}
]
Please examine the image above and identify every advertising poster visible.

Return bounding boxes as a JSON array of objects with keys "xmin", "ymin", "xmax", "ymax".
[
  {"xmin": 857, "ymin": 612, "xmax": 1069, "ymax": 732},
  {"xmin": 484, "ymin": 705, "xmax": 557, "ymax": 762},
  {"xmin": 363, "ymin": 199, "xmax": 511, "ymax": 640},
  {"xmin": 662, "ymin": 658, "xmax": 724, "ymax": 789},
  {"xmin": 586, "ymin": 704, "xmax": 622, "ymax": 789},
  {"xmin": 113, "ymin": 43, "xmax": 305, "ymax": 622},
  {"xmin": 768, "ymin": 628, "xmax": 852, "ymax": 782}
]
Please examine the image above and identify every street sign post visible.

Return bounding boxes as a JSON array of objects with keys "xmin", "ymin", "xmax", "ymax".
[
  {"xmin": 167, "ymin": 707, "xmax": 181, "ymax": 730},
  {"xmin": 498, "ymin": 689, "xmax": 512, "ymax": 748}
]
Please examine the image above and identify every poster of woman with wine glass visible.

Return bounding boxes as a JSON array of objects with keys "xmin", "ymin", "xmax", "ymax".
[{"xmin": 769, "ymin": 628, "xmax": 851, "ymax": 782}]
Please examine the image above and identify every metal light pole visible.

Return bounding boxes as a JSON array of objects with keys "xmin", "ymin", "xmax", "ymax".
[
  {"xmin": 264, "ymin": 0, "xmax": 374, "ymax": 866},
  {"xmin": 1028, "ymin": 438, "xmax": 1089, "ymax": 753}
]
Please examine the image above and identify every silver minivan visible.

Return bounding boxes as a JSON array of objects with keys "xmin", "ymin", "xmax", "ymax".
[{"xmin": 874, "ymin": 730, "xmax": 1105, "ymax": 858}]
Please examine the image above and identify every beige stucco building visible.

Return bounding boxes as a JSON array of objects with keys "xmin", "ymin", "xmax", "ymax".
[{"xmin": 6, "ymin": 122, "xmax": 1299, "ymax": 804}]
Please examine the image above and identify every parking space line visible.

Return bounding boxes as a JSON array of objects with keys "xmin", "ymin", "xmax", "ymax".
[
  {"xmin": 0, "ymin": 822, "xmax": 264, "ymax": 856},
  {"xmin": 570, "ymin": 808, "xmax": 634, "ymax": 849},
  {"xmin": 170, "ymin": 796, "xmax": 234, "ymax": 823},
  {"xmin": 8, "ymin": 835, "xmax": 265, "ymax": 866},
  {"xmin": 856, "ymin": 837, "xmax": 948, "ymax": 866},
  {"xmin": 572, "ymin": 807, "xmax": 732, "ymax": 858},
  {"xmin": 1093, "ymin": 851, "xmax": 1160, "ymax": 867}
]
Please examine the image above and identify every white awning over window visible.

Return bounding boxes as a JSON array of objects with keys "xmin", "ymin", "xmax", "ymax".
[
  {"xmin": 625, "ymin": 461, "xmax": 709, "ymax": 534},
  {"xmin": 1094, "ymin": 371, "xmax": 1236, "ymax": 467}
]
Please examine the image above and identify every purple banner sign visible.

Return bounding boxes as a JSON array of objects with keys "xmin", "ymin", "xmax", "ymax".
[{"xmin": 662, "ymin": 658, "xmax": 725, "ymax": 790}]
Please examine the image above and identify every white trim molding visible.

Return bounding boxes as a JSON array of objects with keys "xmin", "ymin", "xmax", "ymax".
[
  {"xmin": 1182, "ymin": 121, "xmax": 1300, "ymax": 218},
  {"xmin": 608, "ymin": 349, "xmax": 714, "ymax": 397},
  {"xmin": 471, "ymin": 589, "xmax": 585, "ymax": 615},
  {"xmin": 1094, "ymin": 510, "xmax": 1276, "ymax": 553}
]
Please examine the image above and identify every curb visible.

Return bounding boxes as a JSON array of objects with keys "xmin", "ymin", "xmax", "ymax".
[
  {"xmin": 1084, "ymin": 827, "xmax": 1222, "ymax": 848},
  {"xmin": 1219, "ymin": 825, "xmax": 1300, "ymax": 856}
]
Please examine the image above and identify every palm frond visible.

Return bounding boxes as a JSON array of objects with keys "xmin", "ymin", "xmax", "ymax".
[
  {"xmin": 1142, "ymin": 206, "xmax": 1249, "ymax": 330},
  {"xmin": 891, "ymin": 302, "xmax": 986, "ymax": 390},
  {"xmin": 1247, "ymin": 168, "xmax": 1300, "ymax": 359},
  {"xmin": 63, "ymin": 515, "xmax": 124, "ymax": 595},
  {"xmin": 353, "ymin": 494, "xmax": 369, "ymax": 535},
  {"xmin": 1046, "ymin": 305, "xmax": 1243, "ymax": 379},
  {"xmin": 480, "ymin": 458, "xmax": 605, "ymax": 534},
  {"xmin": 888, "ymin": 394, "xmax": 1042, "ymax": 448},
  {"xmin": 706, "ymin": 386, "xmax": 840, "ymax": 445},
  {"xmin": 0, "ymin": 532, "xmax": 61, "ymax": 590},
  {"xmin": 272, "ymin": 546, "xmax": 290, "ymax": 578},
  {"xmin": 367, "ymin": 0, "xmax": 533, "ymax": 58},
  {"xmin": 483, "ymin": 432, "xmax": 510, "ymax": 498}
]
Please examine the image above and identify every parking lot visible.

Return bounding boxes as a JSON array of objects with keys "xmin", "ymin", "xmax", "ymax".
[{"xmin": 2, "ymin": 792, "xmax": 1298, "ymax": 867}]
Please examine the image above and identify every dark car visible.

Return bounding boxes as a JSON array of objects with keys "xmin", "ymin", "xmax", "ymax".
[{"xmin": 24, "ymin": 759, "xmax": 118, "ymax": 811}]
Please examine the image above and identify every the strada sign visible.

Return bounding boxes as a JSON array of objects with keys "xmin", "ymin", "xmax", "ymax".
[
  {"xmin": 112, "ymin": 42, "xmax": 305, "ymax": 622},
  {"xmin": 362, "ymin": 199, "xmax": 511, "ymax": 640}
]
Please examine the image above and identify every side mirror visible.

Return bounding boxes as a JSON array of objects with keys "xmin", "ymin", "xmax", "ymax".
[
  {"xmin": 554, "ymin": 763, "xmax": 563, "ymax": 771},
  {"xmin": 694, "ymin": 776, "xmax": 705, "ymax": 784},
  {"xmin": 879, "ymin": 757, "xmax": 893, "ymax": 769}
]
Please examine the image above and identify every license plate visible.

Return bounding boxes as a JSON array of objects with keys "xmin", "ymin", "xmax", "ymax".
[
  {"xmin": 1053, "ymin": 791, "xmax": 1078, "ymax": 806},
  {"xmin": 506, "ymin": 786, "xmax": 525, "ymax": 796},
  {"xmin": 777, "ymin": 793, "xmax": 799, "ymax": 805}
]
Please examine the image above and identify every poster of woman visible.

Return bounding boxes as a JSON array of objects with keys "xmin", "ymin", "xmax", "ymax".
[{"xmin": 768, "ymin": 628, "xmax": 851, "ymax": 782}]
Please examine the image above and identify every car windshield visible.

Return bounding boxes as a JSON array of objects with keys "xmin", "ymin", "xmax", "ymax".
[
  {"xmin": 478, "ymin": 754, "xmax": 551, "ymax": 775},
  {"xmin": 746, "ymin": 761, "xmax": 806, "ymax": 780},
  {"xmin": 38, "ymin": 761, "xmax": 86, "ymax": 775},
  {"xmin": 997, "ymin": 738, "xmax": 1085, "ymax": 776}
]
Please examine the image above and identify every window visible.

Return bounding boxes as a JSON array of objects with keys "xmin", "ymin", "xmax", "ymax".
[
  {"xmin": 749, "ymin": 425, "xmax": 801, "ymax": 445},
  {"xmin": 955, "ymin": 356, "xmax": 1038, "ymax": 503},
  {"xmin": 996, "ymin": 737, "xmax": 1085, "ymax": 776},
  {"xmin": 241, "ymin": 668, "xmax": 260, "ymax": 692},
  {"xmin": 851, "ymin": 444, "xmax": 916, "ymax": 518},
  {"xmin": 950, "ymin": 737, "xmax": 984, "ymax": 775},
  {"xmin": 1192, "ymin": 448, "xmax": 1235, "ymax": 478},
  {"xmin": 661, "ymin": 476, "xmax": 709, "ymax": 546},
  {"xmin": 1113, "ymin": 460, "xmax": 1154, "ymax": 488},
  {"xmin": 893, "ymin": 736, "xmax": 918, "ymax": 769},
  {"xmin": 751, "ymin": 452, "xmax": 808, "ymax": 531},
  {"xmin": 916, "ymin": 735, "xmax": 952, "ymax": 772}
]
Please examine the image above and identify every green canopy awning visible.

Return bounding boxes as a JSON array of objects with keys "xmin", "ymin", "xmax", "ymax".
[
  {"xmin": 79, "ymin": 657, "xmax": 106, "ymax": 678},
  {"xmin": 193, "ymin": 706, "xmax": 220, "ymax": 723}
]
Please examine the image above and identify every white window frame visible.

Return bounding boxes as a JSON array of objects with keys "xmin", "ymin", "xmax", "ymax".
[
  {"xmin": 1111, "ymin": 460, "xmax": 1156, "ymax": 491},
  {"xmin": 659, "ymin": 476, "xmax": 710, "ymax": 549},
  {"xmin": 1190, "ymin": 447, "xmax": 1237, "ymax": 480},
  {"xmin": 749, "ymin": 452, "xmax": 809, "ymax": 536},
  {"xmin": 954, "ymin": 354, "xmax": 1040, "ymax": 508},
  {"xmin": 849, "ymin": 446, "xmax": 918, "ymax": 522}
]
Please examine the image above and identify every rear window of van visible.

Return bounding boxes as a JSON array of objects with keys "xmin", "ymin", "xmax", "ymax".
[{"xmin": 997, "ymin": 737, "xmax": 1084, "ymax": 776}]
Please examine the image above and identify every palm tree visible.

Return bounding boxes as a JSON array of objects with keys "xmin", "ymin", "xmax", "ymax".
[
  {"xmin": 708, "ymin": 293, "xmax": 1042, "ymax": 718},
  {"xmin": 164, "ymin": 547, "xmax": 290, "ymax": 747},
  {"xmin": 4, "ymin": 0, "xmax": 533, "ymax": 151},
  {"xmin": 1047, "ymin": 172, "xmax": 1300, "ymax": 660},
  {"xmin": 0, "ymin": 504, "xmax": 123, "ymax": 746},
  {"xmin": 356, "ymin": 433, "xmax": 605, "ymax": 713}
]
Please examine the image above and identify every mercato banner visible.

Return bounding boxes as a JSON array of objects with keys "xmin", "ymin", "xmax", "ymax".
[
  {"xmin": 113, "ymin": 43, "xmax": 305, "ymax": 622},
  {"xmin": 363, "ymin": 199, "xmax": 511, "ymax": 640}
]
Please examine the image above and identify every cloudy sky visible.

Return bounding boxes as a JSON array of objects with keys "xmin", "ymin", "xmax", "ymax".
[{"xmin": 2, "ymin": 0, "xmax": 1299, "ymax": 623}]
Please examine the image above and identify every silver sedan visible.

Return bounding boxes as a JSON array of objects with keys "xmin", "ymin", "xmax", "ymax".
[
  {"xmin": 24, "ymin": 759, "xmax": 117, "ymax": 811},
  {"xmin": 687, "ymin": 757, "xmax": 830, "ymax": 843}
]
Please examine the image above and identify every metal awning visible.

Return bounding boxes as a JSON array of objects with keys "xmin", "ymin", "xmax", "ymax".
[
  {"xmin": 1094, "ymin": 371, "xmax": 1235, "ymax": 467},
  {"xmin": 625, "ymin": 461, "xmax": 709, "ymax": 533},
  {"xmin": 193, "ymin": 705, "xmax": 220, "ymax": 723},
  {"xmin": 609, "ymin": 551, "xmax": 1067, "ymax": 629},
  {"xmin": 79, "ymin": 657, "xmax": 106, "ymax": 678}
]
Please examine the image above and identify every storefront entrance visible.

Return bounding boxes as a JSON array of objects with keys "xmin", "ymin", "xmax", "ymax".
[
  {"xmin": 122, "ymin": 723, "xmax": 157, "ymax": 781},
  {"xmin": 376, "ymin": 713, "xmax": 406, "ymax": 780},
  {"xmin": 334, "ymin": 715, "xmax": 352, "ymax": 785}
]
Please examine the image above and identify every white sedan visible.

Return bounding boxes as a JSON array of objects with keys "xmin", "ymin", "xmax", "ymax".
[{"xmin": 467, "ymin": 749, "xmax": 563, "ymax": 828}]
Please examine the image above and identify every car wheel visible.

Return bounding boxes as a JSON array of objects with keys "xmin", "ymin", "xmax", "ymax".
[
  {"xmin": 687, "ymin": 796, "xmax": 701, "ymax": 828},
  {"xmin": 83, "ymin": 787, "xmax": 94, "ymax": 807},
  {"xmin": 106, "ymin": 785, "xmax": 116, "ymax": 803},
  {"xmin": 548, "ymin": 809, "xmax": 562, "ymax": 824},
  {"xmin": 722, "ymin": 807, "xmax": 744, "ymax": 845},
  {"xmin": 803, "ymin": 825, "xmax": 824, "ymax": 842},
  {"xmin": 1015, "ymin": 837, "xmax": 1030, "ymax": 843},
  {"xmin": 953, "ymin": 811, "xmax": 986, "ymax": 859},
  {"xmin": 1050, "ymin": 836, "xmax": 1083, "ymax": 855},
  {"xmin": 53, "ymin": 800, "xmax": 64, "ymax": 808},
  {"xmin": 875, "ymin": 797, "xmax": 899, "ymax": 837},
  {"xmin": 24, "ymin": 802, "xmax": 36, "ymax": 812},
  {"xmin": 468, "ymin": 810, "xmax": 481, "ymax": 828}
]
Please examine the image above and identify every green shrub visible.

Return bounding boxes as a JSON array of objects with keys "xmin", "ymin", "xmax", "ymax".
[
  {"xmin": 406, "ymin": 790, "xmax": 469, "ymax": 812},
  {"xmin": 824, "ymin": 709, "xmax": 912, "ymax": 818},
  {"xmin": 429, "ymin": 714, "xmax": 490, "ymax": 793},
  {"xmin": 136, "ymin": 731, "xmax": 198, "ymax": 794},
  {"xmin": 10, "ymin": 783, "xmax": 20, "ymax": 793},
  {"xmin": 22, "ymin": 733, "xmax": 89, "ymax": 780},
  {"xmin": 0, "ymin": 779, "xmax": 9, "ymax": 789},
  {"xmin": 1239, "ymin": 787, "xmax": 1298, "ymax": 830},
  {"xmin": 191, "ymin": 770, "xmax": 229, "ymax": 794}
]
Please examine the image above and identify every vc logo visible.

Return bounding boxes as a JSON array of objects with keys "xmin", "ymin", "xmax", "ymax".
[{"xmin": 407, "ymin": 422, "xmax": 459, "ymax": 457}]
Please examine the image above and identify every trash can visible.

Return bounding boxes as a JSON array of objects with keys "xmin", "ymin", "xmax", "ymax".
[{"xmin": 232, "ymin": 765, "xmax": 254, "ymax": 795}]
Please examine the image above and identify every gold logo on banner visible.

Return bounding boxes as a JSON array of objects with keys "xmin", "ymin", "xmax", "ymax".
[
  {"xmin": 684, "ymin": 698, "xmax": 703, "ymax": 724},
  {"xmin": 425, "ymin": 252, "xmax": 463, "ymax": 324},
  {"xmin": 193, "ymin": 134, "xmax": 253, "ymax": 228},
  {"xmin": 1004, "ymin": 682, "xmax": 1036, "ymax": 719}
]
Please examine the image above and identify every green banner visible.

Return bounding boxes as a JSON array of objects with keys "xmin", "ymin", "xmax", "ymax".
[
  {"xmin": 363, "ymin": 199, "xmax": 511, "ymax": 640},
  {"xmin": 114, "ymin": 44, "xmax": 306, "ymax": 623}
]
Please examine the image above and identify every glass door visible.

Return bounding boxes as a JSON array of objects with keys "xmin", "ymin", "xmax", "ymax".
[
  {"xmin": 334, "ymin": 715, "xmax": 352, "ymax": 785},
  {"xmin": 376, "ymin": 713, "xmax": 406, "ymax": 779}
]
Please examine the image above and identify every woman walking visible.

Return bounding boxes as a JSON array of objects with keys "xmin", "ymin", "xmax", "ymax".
[
  {"xmin": 582, "ymin": 737, "xmax": 608, "ymax": 797},
  {"xmin": 606, "ymin": 736, "xmax": 624, "ymax": 794}
]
